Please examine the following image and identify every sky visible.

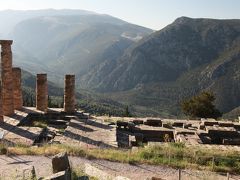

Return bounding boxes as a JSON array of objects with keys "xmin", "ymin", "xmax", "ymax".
[{"xmin": 0, "ymin": 0, "xmax": 239, "ymax": 30}]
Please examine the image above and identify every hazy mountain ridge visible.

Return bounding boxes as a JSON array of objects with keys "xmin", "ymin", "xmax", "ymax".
[
  {"xmin": 6, "ymin": 11, "xmax": 152, "ymax": 84},
  {"xmin": 0, "ymin": 9, "xmax": 96, "ymax": 37}
]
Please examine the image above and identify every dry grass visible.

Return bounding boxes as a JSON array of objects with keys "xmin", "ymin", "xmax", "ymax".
[{"xmin": 1, "ymin": 143, "xmax": 240, "ymax": 174}]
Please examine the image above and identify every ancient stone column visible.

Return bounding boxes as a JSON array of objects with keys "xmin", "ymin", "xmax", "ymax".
[
  {"xmin": 12, "ymin": 67, "xmax": 23, "ymax": 110},
  {"xmin": 36, "ymin": 74, "xmax": 48, "ymax": 112},
  {"xmin": 0, "ymin": 81, "xmax": 3, "ymax": 122},
  {"xmin": 0, "ymin": 40, "xmax": 14, "ymax": 116},
  {"xmin": 64, "ymin": 75, "xmax": 75, "ymax": 113}
]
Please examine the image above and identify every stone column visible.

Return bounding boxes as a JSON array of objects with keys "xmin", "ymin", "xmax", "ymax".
[
  {"xmin": 64, "ymin": 75, "xmax": 75, "ymax": 113},
  {"xmin": 0, "ymin": 81, "xmax": 3, "ymax": 122},
  {"xmin": 0, "ymin": 40, "xmax": 14, "ymax": 116},
  {"xmin": 36, "ymin": 74, "xmax": 48, "ymax": 112},
  {"xmin": 12, "ymin": 67, "xmax": 23, "ymax": 110}
]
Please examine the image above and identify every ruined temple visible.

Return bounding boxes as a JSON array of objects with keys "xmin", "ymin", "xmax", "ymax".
[{"xmin": 0, "ymin": 40, "xmax": 76, "ymax": 121}]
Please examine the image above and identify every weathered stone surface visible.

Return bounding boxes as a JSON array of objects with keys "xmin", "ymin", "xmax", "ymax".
[
  {"xmin": 36, "ymin": 74, "xmax": 48, "ymax": 112},
  {"xmin": 0, "ymin": 40, "xmax": 14, "ymax": 116},
  {"xmin": 64, "ymin": 75, "xmax": 75, "ymax": 113},
  {"xmin": 85, "ymin": 163, "xmax": 114, "ymax": 179},
  {"xmin": 22, "ymin": 165, "xmax": 37, "ymax": 180},
  {"xmin": 0, "ymin": 81, "xmax": 3, "ymax": 122},
  {"xmin": 44, "ymin": 170, "xmax": 68, "ymax": 180},
  {"xmin": 114, "ymin": 176, "xmax": 130, "ymax": 180},
  {"xmin": 151, "ymin": 177, "xmax": 164, "ymax": 180},
  {"xmin": 52, "ymin": 152, "xmax": 71, "ymax": 175},
  {"xmin": 12, "ymin": 67, "xmax": 23, "ymax": 110}
]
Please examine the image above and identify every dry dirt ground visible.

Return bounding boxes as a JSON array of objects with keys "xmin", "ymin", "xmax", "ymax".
[{"xmin": 0, "ymin": 155, "xmax": 239, "ymax": 180}]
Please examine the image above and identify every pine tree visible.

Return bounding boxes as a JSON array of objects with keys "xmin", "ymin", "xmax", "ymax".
[{"xmin": 181, "ymin": 91, "xmax": 222, "ymax": 119}]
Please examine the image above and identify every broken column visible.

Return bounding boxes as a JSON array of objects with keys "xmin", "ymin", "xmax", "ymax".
[
  {"xmin": 36, "ymin": 74, "xmax": 48, "ymax": 112},
  {"xmin": 12, "ymin": 67, "xmax": 23, "ymax": 110},
  {"xmin": 64, "ymin": 74, "xmax": 75, "ymax": 113},
  {"xmin": 0, "ymin": 40, "xmax": 14, "ymax": 116}
]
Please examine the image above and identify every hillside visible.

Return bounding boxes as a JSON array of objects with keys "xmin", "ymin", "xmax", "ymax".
[
  {"xmin": 2, "ymin": 11, "xmax": 240, "ymax": 118},
  {"xmin": 85, "ymin": 17, "xmax": 240, "ymax": 91},
  {"xmin": 0, "ymin": 9, "xmax": 96, "ymax": 37},
  {"xmin": 6, "ymin": 11, "xmax": 152, "ymax": 84},
  {"xmin": 82, "ymin": 17, "xmax": 240, "ymax": 117}
]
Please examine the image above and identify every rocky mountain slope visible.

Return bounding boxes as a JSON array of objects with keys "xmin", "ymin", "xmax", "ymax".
[
  {"xmin": 83, "ymin": 17, "xmax": 240, "ymax": 91},
  {"xmin": 82, "ymin": 17, "xmax": 240, "ymax": 117}
]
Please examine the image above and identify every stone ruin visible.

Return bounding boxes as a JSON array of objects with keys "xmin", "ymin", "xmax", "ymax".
[
  {"xmin": 116, "ymin": 118, "xmax": 240, "ymax": 148},
  {"xmin": 0, "ymin": 40, "xmax": 76, "ymax": 121}
]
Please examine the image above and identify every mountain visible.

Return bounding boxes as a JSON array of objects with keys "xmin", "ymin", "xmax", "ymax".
[
  {"xmin": 81, "ymin": 17, "xmax": 240, "ymax": 117},
  {"xmin": 84, "ymin": 17, "xmax": 240, "ymax": 91},
  {"xmin": 4, "ymin": 10, "xmax": 152, "ymax": 84},
  {"xmin": 3, "ymin": 11, "xmax": 240, "ymax": 118},
  {"xmin": 0, "ymin": 9, "xmax": 95, "ymax": 37}
]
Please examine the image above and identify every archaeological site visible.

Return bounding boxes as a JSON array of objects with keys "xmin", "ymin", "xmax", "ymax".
[{"xmin": 0, "ymin": 40, "xmax": 240, "ymax": 179}]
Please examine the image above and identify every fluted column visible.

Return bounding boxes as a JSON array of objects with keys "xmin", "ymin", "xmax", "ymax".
[
  {"xmin": 36, "ymin": 74, "xmax": 48, "ymax": 112},
  {"xmin": 64, "ymin": 75, "xmax": 75, "ymax": 113},
  {"xmin": 12, "ymin": 67, "xmax": 23, "ymax": 110},
  {"xmin": 0, "ymin": 40, "xmax": 14, "ymax": 116}
]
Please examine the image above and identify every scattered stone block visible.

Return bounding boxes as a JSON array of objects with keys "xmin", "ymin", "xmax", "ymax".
[
  {"xmin": 151, "ymin": 177, "xmax": 164, "ymax": 180},
  {"xmin": 234, "ymin": 123, "xmax": 240, "ymax": 130},
  {"xmin": 203, "ymin": 121, "xmax": 218, "ymax": 126},
  {"xmin": 114, "ymin": 176, "xmax": 130, "ymax": 180},
  {"xmin": 52, "ymin": 152, "xmax": 71, "ymax": 179},
  {"xmin": 144, "ymin": 119, "xmax": 162, "ymax": 127},
  {"xmin": 223, "ymin": 138, "xmax": 240, "ymax": 145},
  {"xmin": 219, "ymin": 122, "xmax": 234, "ymax": 127},
  {"xmin": 117, "ymin": 121, "xmax": 128, "ymax": 129},
  {"xmin": 43, "ymin": 170, "xmax": 68, "ymax": 180},
  {"xmin": 172, "ymin": 121, "xmax": 184, "ymax": 128},
  {"xmin": 132, "ymin": 119, "xmax": 143, "ymax": 125}
]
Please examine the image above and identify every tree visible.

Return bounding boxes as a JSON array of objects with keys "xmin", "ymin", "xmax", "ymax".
[
  {"xmin": 124, "ymin": 105, "xmax": 132, "ymax": 117},
  {"xmin": 181, "ymin": 91, "xmax": 222, "ymax": 119},
  {"xmin": 48, "ymin": 95, "xmax": 52, "ymax": 108}
]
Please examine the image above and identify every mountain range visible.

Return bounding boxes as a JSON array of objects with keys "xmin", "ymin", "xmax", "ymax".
[{"xmin": 1, "ymin": 9, "xmax": 240, "ymax": 118}]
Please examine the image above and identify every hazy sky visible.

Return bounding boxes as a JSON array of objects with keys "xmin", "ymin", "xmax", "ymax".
[{"xmin": 0, "ymin": 0, "xmax": 239, "ymax": 30}]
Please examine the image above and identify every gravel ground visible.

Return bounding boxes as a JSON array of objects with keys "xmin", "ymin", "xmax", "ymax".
[{"xmin": 0, "ymin": 155, "xmax": 239, "ymax": 180}]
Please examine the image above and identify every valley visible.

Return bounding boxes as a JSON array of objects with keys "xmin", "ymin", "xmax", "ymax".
[{"xmin": 1, "ymin": 10, "xmax": 239, "ymax": 118}]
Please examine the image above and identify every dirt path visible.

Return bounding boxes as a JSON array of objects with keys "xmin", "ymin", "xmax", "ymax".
[{"xmin": 0, "ymin": 155, "xmax": 238, "ymax": 180}]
